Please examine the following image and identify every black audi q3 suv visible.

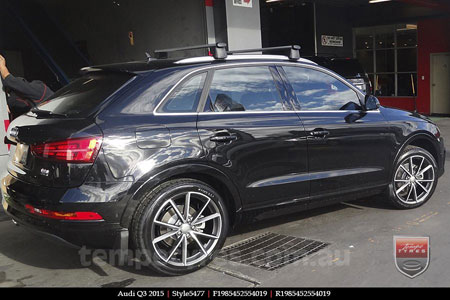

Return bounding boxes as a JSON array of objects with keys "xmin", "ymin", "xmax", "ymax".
[{"xmin": 1, "ymin": 44, "xmax": 445, "ymax": 275}]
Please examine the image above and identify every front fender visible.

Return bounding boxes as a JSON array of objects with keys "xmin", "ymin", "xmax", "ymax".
[{"xmin": 390, "ymin": 131, "xmax": 442, "ymax": 179}]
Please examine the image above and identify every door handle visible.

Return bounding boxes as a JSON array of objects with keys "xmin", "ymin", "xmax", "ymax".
[
  {"xmin": 309, "ymin": 129, "xmax": 330, "ymax": 138},
  {"xmin": 210, "ymin": 135, "xmax": 237, "ymax": 143}
]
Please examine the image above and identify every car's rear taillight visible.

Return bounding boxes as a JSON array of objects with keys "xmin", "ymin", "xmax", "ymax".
[
  {"xmin": 31, "ymin": 137, "xmax": 102, "ymax": 163},
  {"xmin": 25, "ymin": 204, "xmax": 103, "ymax": 220}
]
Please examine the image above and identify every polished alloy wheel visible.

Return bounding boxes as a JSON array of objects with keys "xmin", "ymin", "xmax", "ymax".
[
  {"xmin": 394, "ymin": 155, "xmax": 435, "ymax": 204},
  {"xmin": 150, "ymin": 191, "xmax": 222, "ymax": 267}
]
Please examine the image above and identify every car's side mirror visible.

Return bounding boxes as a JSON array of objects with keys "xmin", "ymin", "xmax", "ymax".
[{"xmin": 364, "ymin": 94, "xmax": 380, "ymax": 111}]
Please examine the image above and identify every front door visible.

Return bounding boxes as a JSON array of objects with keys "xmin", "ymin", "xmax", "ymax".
[
  {"xmin": 431, "ymin": 53, "xmax": 450, "ymax": 115},
  {"xmin": 197, "ymin": 65, "xmax": 309, "ymax": 210},
  {"xmin": 281, "ymin": 65, "xmax": 392, "ymax": 205}
]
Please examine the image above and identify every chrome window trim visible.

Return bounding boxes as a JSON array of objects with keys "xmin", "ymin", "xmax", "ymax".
[
  {"xmin": 153, "ymin": 61, "xmax": 367, "ymax": 116},
  {"xmin": 152, "ymin": 110, "xmax": 381, "ymax": 116}
]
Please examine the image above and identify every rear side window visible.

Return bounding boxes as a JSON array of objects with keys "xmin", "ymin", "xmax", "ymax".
[
  {"xmin": 37, "ymin": 73, "xmax": 133, "ymax": 117},
  {"xmin": 283, "ymin": 66, "xmax": 361, "ymax": 111},
  {"xmin": 158, "ymin": 72, "xmax": 206, "ymax": 113},
  {"xmin": 205, "ymin": 66, "xmax": 283, "ymax": 112}
]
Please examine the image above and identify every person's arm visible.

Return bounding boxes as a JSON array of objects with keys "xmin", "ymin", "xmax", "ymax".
[
  {"xmin": 1, "ymin": 54, "xmax": 51, "ymax": 101},
  {"xmin": 0, "ymin": 55, "xmax": 11, "ymax": 80}
]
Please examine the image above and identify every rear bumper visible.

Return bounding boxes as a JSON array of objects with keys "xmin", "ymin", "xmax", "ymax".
[{"xmin": 1, "ymin": 174, "xmax": 128, "ymax": 249}]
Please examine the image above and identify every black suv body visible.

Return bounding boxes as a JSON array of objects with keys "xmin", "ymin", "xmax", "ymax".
[{"xmin": 1, "ymin": 46, "xmax": 445, "ymax": 275}]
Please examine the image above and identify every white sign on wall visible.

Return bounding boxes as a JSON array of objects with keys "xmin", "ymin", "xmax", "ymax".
[
  {"xmin": 233, "ymin": 0, "xmax": 252, "ymax": 8},
  {"xmin": 321, "ymin": 35, "xmax": 344, "ymax": 47}
]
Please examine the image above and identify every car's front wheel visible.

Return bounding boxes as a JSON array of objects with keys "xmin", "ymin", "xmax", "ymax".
[
  {"xmin": 131, "ymin": 178, "xmax": 228, "ymax": 275},
  {"xmin": 387, "ymin": 145, "xmax": 438, "ymax": 209}
]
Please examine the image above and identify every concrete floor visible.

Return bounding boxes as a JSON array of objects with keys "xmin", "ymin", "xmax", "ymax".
[{"xmin": 1, "ymin": 118, "xmax": 450, "ymax": 287}]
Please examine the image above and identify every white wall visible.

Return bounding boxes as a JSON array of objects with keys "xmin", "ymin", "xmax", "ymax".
[{"xmin": 225, "ymin": 0, "xmax": 262, "ymax": 51}]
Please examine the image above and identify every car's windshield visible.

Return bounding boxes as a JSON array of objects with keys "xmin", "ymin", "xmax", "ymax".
[{"xmin": 36, "ymin": 72, "xmax": 133, "ymax": 117}]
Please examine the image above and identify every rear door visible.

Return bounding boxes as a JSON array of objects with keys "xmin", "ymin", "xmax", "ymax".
[
  {"xmin": 197, "ymin": 65, "xmax": 309, "ymax": 210},
  {"xmin": 280, "ymin": 65, "xmax": 392, "ymax": 206}
]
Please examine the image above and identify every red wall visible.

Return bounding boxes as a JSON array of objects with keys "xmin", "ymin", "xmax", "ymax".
[
  {"xmin": 416, "ymin": 17, "xmax": 450, "ymax": 115},
  {"xmin": 378, "ymin": 97, "xmax": 415, "ymax": 111},
  {"xmin": 378, "ymin": 17, "xmax": 450, "ymax": 114}
]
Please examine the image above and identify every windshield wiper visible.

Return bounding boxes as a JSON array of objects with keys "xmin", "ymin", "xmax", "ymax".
[{"xmin": 30, "ymin": 108, "xmax": 68, "ymax": 119}]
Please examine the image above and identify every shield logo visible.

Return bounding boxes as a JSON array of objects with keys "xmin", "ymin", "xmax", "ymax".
[{"xmin": 394, "ymin": 236, "xmax": 429, "ymax": 278}]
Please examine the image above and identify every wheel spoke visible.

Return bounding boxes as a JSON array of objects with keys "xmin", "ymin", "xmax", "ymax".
[
  {"xmin": 417, "ymin": 165, "xmax": 432, "ymax": 177},
  {"xmin": 394, "ymin": 179, "xmax": 409, "ymax": 182},
  {"xmin": 165, "ymin": 237, "xmax": 184, "ymax": 262},
  {"xmin": 412, "ymin": 184, "xmax": 418, "ymax": 202},
  {"xmin": 182, "ymin": 235, "xmax": 188, "ymax": 266},
  {"xmin": 184, "ymin": 192, "xmax": 191, "ymax": 220},
  {"xmin": 193, "ymin": 213, "xmax": 221, "ymax": 225},
  {"xmin": 417, "ymin": 179, "xmax": 434, "ymax": 182},
  {"xmin": 192, "ymin": 198, "xmax": 211, "ymax": 224},
  {"xmin": 400, "ymin": 165, "xmax": 413, "ymax": 177},
  {"xmin": 410, "ymin": 157, "xmax": 415, "ymax": 175},
  {"xmin": 417, "ymin": 156, "xmax": 425, "ymax": 174},
  {"xmin": 416, "ymin": 181, "xmax": 430, "ymax": 194},
  {"xmin": 190, "ymin": 232, "xmax": 207, "ymax": 255},
  {"xmin": 154, "ymin": 220, "xmax": 180, "ymax": 230},
  {"xmin": 153, "ymin": 229, "xmax": 179, "ymax": 244},
  {"xmin": 406, "ymin": 184, "xmax": 413, "ymax": 202},
  {"xmin": 396, "ymin": 182, "xmax": 410, "ymax": 195},
  {"xmin": 192, "ymin": 231, "xmax": 219, "ymax": 240},
  {"xmin": 169, "ymin": 199, "xmax": 186, "ymax": 223}
]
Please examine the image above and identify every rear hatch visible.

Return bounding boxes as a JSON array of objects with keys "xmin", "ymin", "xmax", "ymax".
[{"xmin": 6, "ymin": 72, "xmax": 134, "ymax": 188}]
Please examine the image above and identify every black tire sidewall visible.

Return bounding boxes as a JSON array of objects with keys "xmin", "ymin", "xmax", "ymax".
[
  {"xmin": 133, "ymin": 179, "xmax": 229, "ymax": 275},
  {"xmin": 389, "ymin": 146, "xmax": 438, "ymax": 209}
]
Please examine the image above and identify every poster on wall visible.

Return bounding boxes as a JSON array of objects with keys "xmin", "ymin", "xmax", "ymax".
[
  {"xmin": 321, "ymin": 35, "xmax": 344, "ymax": 47},
  {"xmin": 233, "ymin": 0, "xmax": 252, "ymax": 8}
]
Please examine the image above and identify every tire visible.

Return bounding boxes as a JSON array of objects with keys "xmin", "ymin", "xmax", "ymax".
[
  {"xmin": 386, "ymin": 145, "xmax": 438, "ymax": 209},
  {"xmin": 131, "ymin": 178, "xmax": 229, "ymax": 275}
]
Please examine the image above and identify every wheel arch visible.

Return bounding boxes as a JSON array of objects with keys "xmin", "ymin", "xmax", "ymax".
[
  {"xmin": 393, "ymin": 132, "xmax": 440, "ymax": 177},
  {"xmin": 120, "ymin": 163, "xmax": 242, "ymax": 228}
]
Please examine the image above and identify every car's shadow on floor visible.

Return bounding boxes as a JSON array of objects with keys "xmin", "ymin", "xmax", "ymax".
[
  {"xmin": 228, "ymin": 194, "xmax": 393, "ymax": 237},
  {"xmin": 0, "ymin": 221, "xmax": 82, "ymax": 270},
  {"xmin": 0, "ymin": 195, "xmax": 392, "ymax": 279},
  {"xmin": 0, "ymin": 220, "xmax": 163, "ymax": 278}
]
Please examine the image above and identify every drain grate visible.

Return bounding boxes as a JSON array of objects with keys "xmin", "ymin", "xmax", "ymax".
[{"xmin": 218, "ymin": 232, "xmax": 329, "ymax": 271}]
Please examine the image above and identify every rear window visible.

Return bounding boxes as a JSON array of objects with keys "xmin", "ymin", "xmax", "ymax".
[{"xmin": 36, "ymin": 72, "xmax": 133, "ymax": 117}]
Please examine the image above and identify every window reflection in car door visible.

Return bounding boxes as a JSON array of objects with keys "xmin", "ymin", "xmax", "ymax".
[
  {"xmin": 197, "ymin": 66, "xmax": 309, "ymax": 209},
  {"xmin": 282, "ymin": 65, "xmax": 391, "ymax": 205}
]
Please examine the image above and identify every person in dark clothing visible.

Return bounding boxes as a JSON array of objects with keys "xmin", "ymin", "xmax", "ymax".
[{"xmin": 0, "ymin": 54, "xmax": 54, "ymax": 120}]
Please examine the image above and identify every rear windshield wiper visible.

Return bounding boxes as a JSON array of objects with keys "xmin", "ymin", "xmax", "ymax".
[{"xmin": 30, "ymin": 108, "xmax": 68, "ymax": 119}]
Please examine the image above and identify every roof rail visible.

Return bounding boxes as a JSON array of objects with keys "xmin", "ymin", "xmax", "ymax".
[
  {"xmin": 228, "ymin": 45, "xmax": 301, "ymax": 60},
  {"xmin": 154, "ymin": 42, "xmax": 227, "ymax": 59}
]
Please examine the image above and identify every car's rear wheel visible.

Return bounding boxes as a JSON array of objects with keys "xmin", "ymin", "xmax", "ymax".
[
  {"xmin": 387, "ymin": 145, "xmax": 438, "ymax": 209},
  {"xmin": 131, "ymin": 178, "xmax": 228, "ymax": 275}
]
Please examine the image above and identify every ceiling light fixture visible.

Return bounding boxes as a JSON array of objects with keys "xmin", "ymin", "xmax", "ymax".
[{"xmin": 369, "ymin": 0, "xmax": 392, "ymax": 3}]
